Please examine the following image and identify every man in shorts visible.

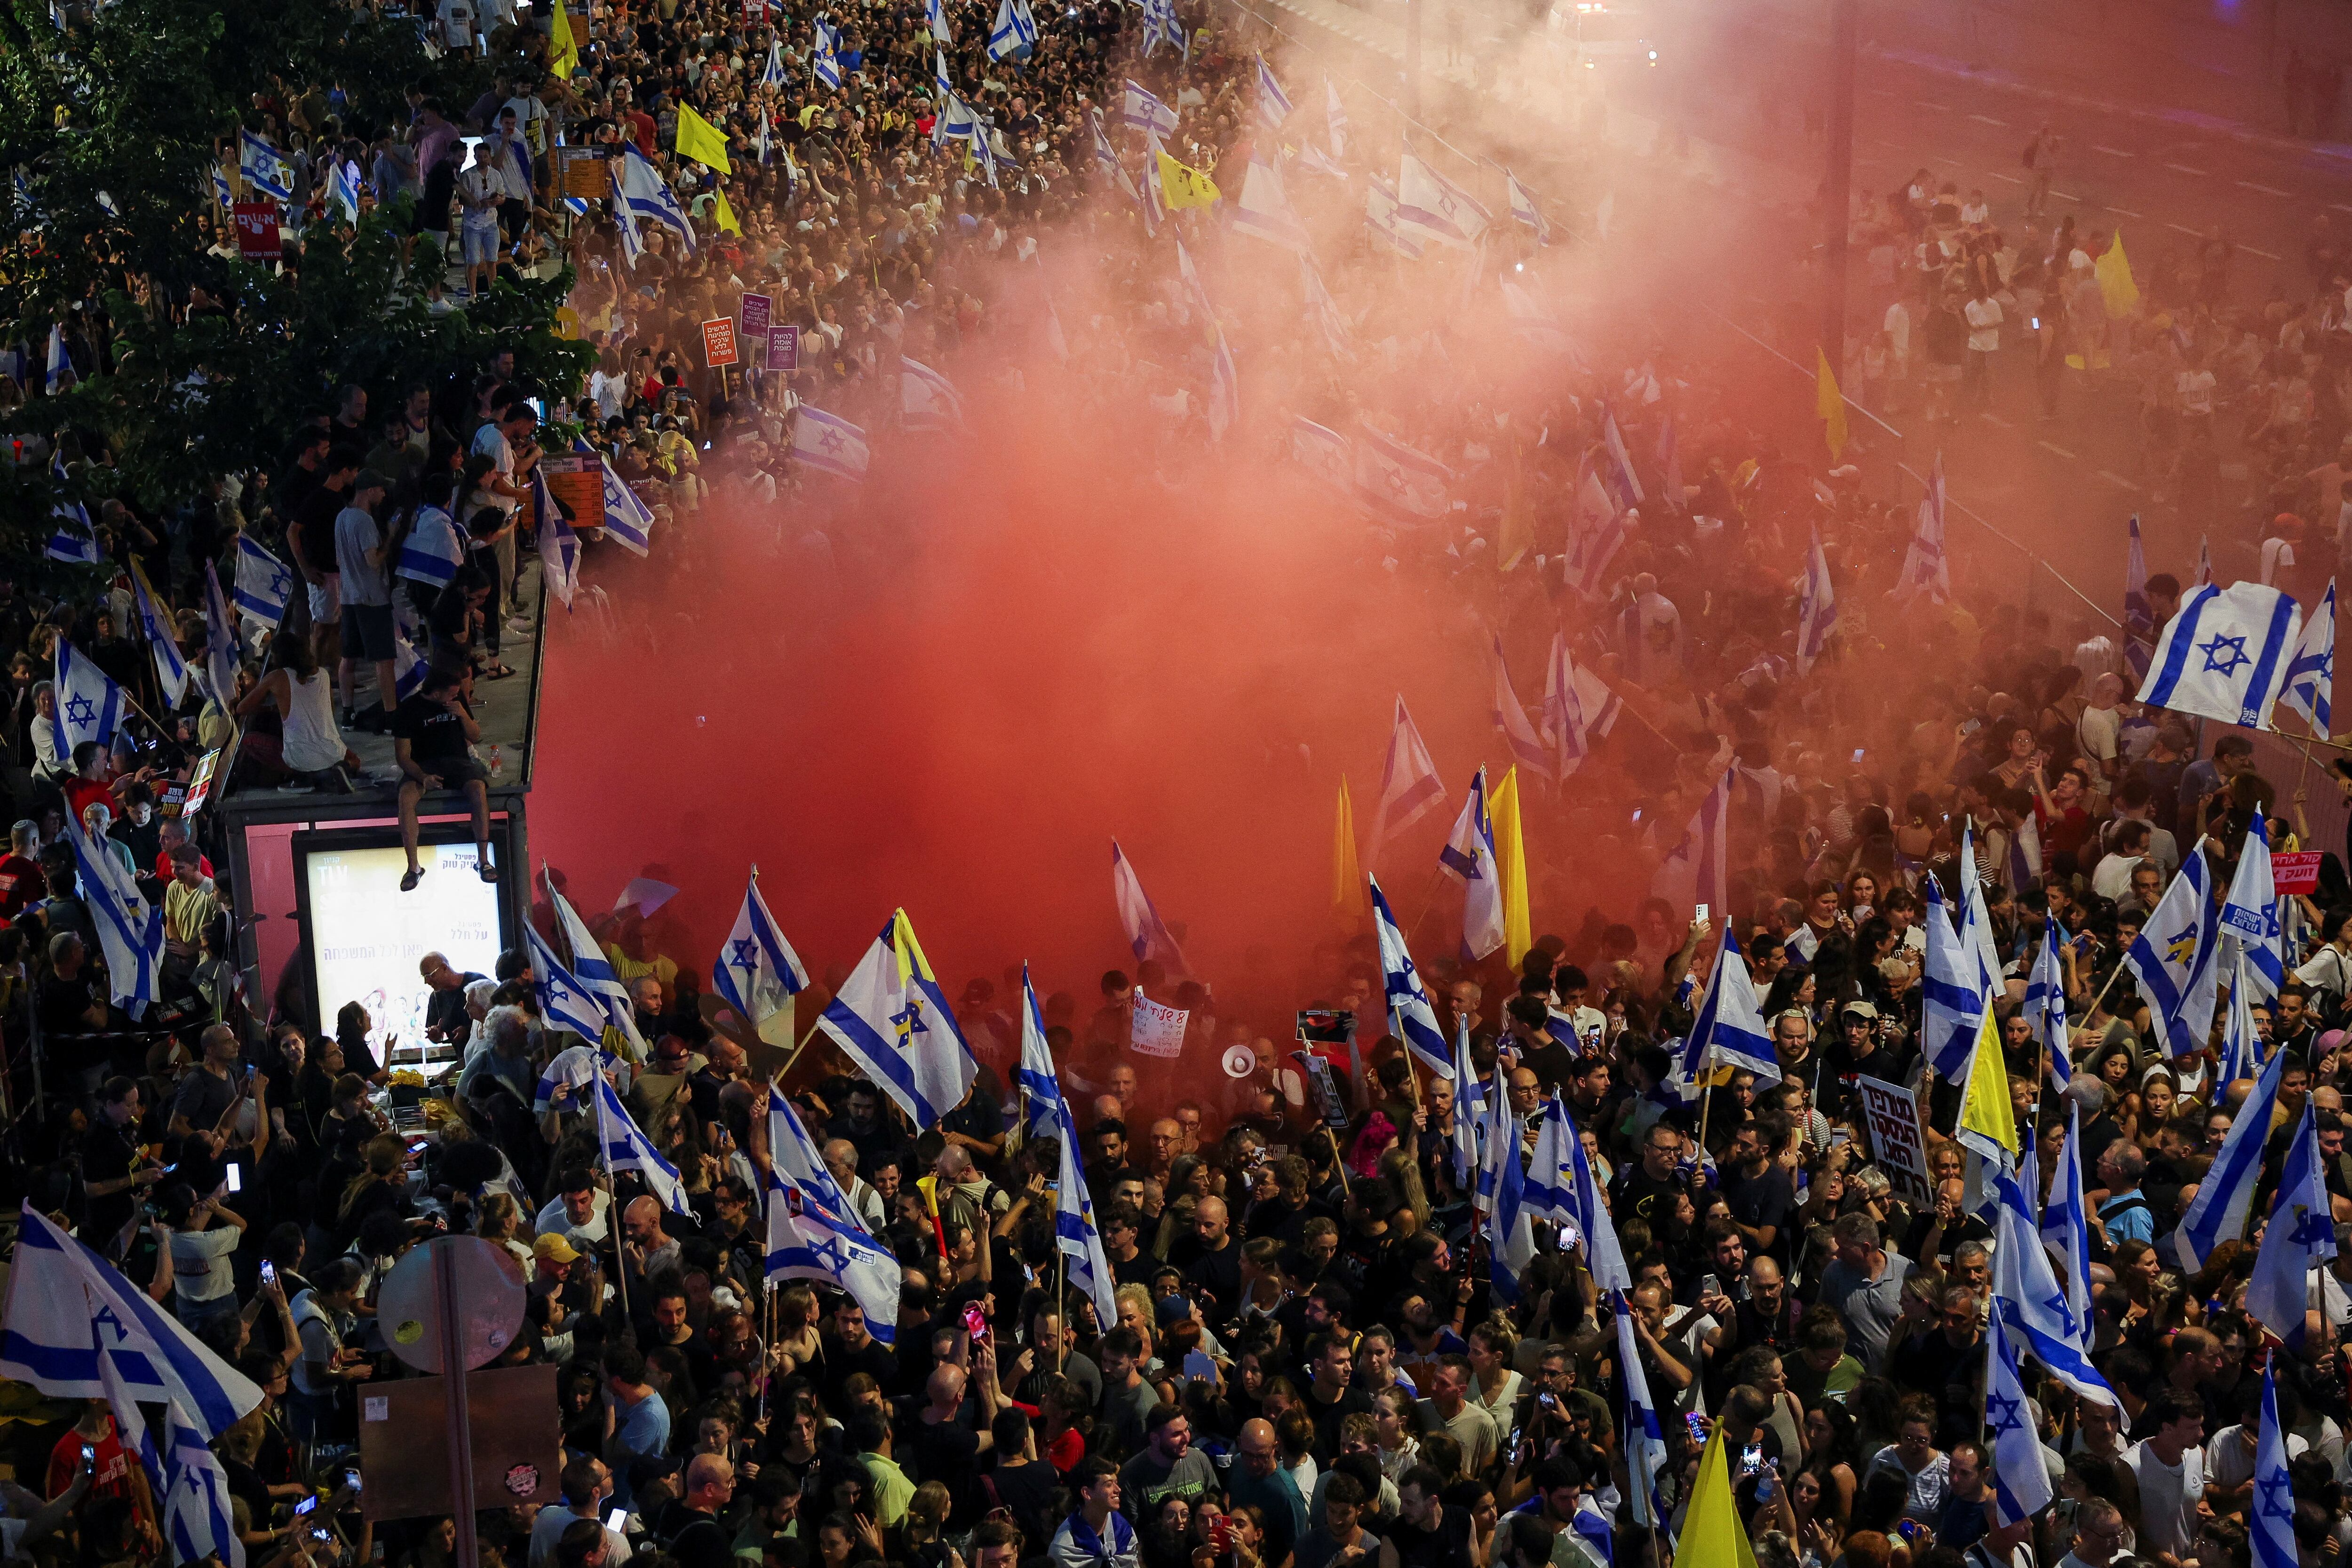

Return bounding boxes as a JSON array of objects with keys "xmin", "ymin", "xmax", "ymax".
[
  {"xmin": 332, "ymin": 471, "xmax": 401, "ymax": 734},
  {"xmin": 393, "ymin": 666, "xmax": 497, "ymax": 893}
]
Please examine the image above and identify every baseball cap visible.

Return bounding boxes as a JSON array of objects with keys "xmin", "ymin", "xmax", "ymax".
[
  {"xmin": 1839, "ymin": 1000, "xmax": 1881, "ymax": 1020},
  {"xmin": 533, "ymin": 1233, "xmax": 581, "ymax": 1266}
]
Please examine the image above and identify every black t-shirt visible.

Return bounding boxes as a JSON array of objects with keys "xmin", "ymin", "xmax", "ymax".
[
  {"xmin": 909, "ymin": 1413, "xmax": 984, "ymax": 1525},
  {"xmin": 1611, "ymin": 1165, "xmax": 1689, "ymax": 1234},
  {"xmin": 1719, "ymin": 1163, "xmax": 1797, "ymax": 1263},
  {"xmin": 652, "ymin": 1505, "xmax": 731, "ymax": 1568},
  {"xmin": 39, "ymin": 970, "xmax": 101, "ymax": 1035},
  {"xmin": 985, "ymin": 1457, "xmax": 1058, "ymax": 1546},
  {"xmin": 1185, "ymin": 1239, "xmax": 1243, "ymax": 1311},
  {"xmin": 393, "ymin": 691, "xmax": 473, "ymax": 766},
  {"xmin": 1302, "ymin": 1382, "xmax": 1373, "ymax": 1456},
  {"xmin": 1388, "ymin": 1505, "xmax": 1475, "ymax": 1568},
  {"xmin": 292, "ymin": 484, "xmax": 351, "ymax": 574},
  {"xmin": 79, "ymin": 1115, "xmax": 145, "ymax": 1240}
]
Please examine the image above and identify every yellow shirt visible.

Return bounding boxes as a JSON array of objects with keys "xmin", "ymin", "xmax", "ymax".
[{"xmin": 165, "ymin": 879, "xmax": 219, "ymax": 954}]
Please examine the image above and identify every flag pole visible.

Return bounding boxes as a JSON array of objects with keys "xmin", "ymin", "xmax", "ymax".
[{"xmin": 1055, "ymin": 1248, "xmax": 1067, "ymax": 1372}]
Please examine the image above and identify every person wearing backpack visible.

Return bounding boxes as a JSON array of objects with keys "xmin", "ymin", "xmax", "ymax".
[{"xmin": 2092, "ymin": 1142, "xmax": 2155, "ymax": 1253}]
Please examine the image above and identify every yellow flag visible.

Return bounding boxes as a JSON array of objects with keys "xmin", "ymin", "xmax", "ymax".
[
  {"xmin": 1682, "ymin": 1425, "xmax": 1763, "ymax": 1568},
  {"xmin": 712, "ymin": 188, "xmax": 741, "ymax": 235},
  {"xmin": 675, "ymin": 104, "xmax": 733, "ymax": 174},
  {"xmin": 1815, "ymin": 347, "xmax": 1848, "ymax": 462},
  {"xmin": 1490, "ymin": 767, "xmax": 1533, "ymax": 969},
  {"xmin": 1958, "ymin": 1007, "xmax": 2019, "ymax": 1156},
  {"xmin": 548, "ymin": 0, "xmax": 580, "ymax": 79},
  {"xmin": 1332, "ymin": 778, "xmax": 1368, "ymax": 923},
  {"xmin": 1157, "ymin": 148, "xmax": 1221, "ymax": 209},
  {"xmin": 2098, "ymin": 230, "xmax": 2140, "ymax": 319}
]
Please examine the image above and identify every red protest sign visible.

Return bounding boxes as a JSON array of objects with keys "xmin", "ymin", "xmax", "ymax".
[
  {"xmin": 701, "ymin": 316, "xmax": 740, "ymax": 368},
  {"xmin": 233, "ymin": 202, "xmax": 282, "ymax": 260},
  {"xmin": 2274, "ymin": 851, "xmax": 2323, "ymax": 895}
]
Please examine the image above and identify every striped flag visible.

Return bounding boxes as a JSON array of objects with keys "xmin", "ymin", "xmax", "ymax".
[{"xmin": 2135, "ymin": 580, "xmax": 2304, "ymax": 729}]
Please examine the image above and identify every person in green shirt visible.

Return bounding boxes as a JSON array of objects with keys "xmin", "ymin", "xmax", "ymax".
[{"xmin": 846, "ymin": 1408, "xmax": 914, "ymax": 1528}]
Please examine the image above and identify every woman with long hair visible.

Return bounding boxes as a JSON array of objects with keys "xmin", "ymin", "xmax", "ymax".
[
  {"xmin": 335, "ymin": 1000, "xmax": 388, "ymax": 1083},
  {"xmin": 233, "ymin": 625, "xmax": 355, "ymax": 791},
  {"xmin": 334, "ymin": 1134, "xmax": 412, "ymax": 1253}
]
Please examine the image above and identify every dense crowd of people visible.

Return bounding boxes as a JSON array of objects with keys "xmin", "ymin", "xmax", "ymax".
[{"xmin": 16, "ymin": 0, "xmax": 2352, "ymax": 1565}]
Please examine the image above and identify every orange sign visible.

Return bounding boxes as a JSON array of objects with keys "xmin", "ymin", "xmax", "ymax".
[{"xmin": 702, "ymin": 317, "xmax": 739, "ymax": 368}]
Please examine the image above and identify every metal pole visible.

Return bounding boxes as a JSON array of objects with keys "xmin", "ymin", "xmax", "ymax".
[
  {"xmin": 1405, "ymin": 0, "xmax": 1423, "ymax": 119},
  {"xmin": 1820, "ymin": 0, "xmax": 1859, "ymax": 382},
  {"xmin": 433, "ymin": 1243, "xmax": 481, "ymax": 1568}
]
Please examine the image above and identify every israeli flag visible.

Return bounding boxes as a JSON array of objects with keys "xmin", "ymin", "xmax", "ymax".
[
  {"xmin": 1507, "ymin": 168, "xmax": 1549, "ymax": 242},
  {"xmin": 767, "ymin": 1089, "xmax": 868, "ymax": 1234},
  {"xmin": 616, "ymin": 143, "xmax": 697, "ymax": 252},
  {"xmin": 1565, "ymin": 1099, "xmax": 1630, "ymax": 1289},
  {"xmin": 2176, "ymin": 1038, "xmax": 2288, "ymax": 1270},
  {"xmin": 526, "ymin": 923, "xmax": 616, "ymax": 1043},
  {"xmin": 791, "ymin": 404, "xmax": 869, "ymax": 481},
  {"xmin": 44, "ymin": 323, "xmax": 70, "ymax": 395},
  {"xmin": 1367, "ymin": 694, "xmax": 1445, "ymax": 868},
  {"xmin": 2248, "ymin": 1098, "xmax": 2337, "ymax": 1345},
  {"xmin": 900, "ymin": 356, "xmax": 967, "ymax": 432},
  {"xmin": 1920, "ymin": 871, "xmax": 1989, "ymax": 1081},
  {"xmin": 1395, "ymin": 151, "xmax": 1490, "ymax": 250},
  {"xmin": 1292, "ymin": 415, "xmax": 1351, "ymax": 495},
  {"xmin": 1491, "ymin": 635, "xmax": 1551, "ymax": 780},
  {"xmin": 390, "ymin": 625, "xmax": 429, "ymax": 702},
  {"xmin": 1255, "ymin": 55, "xmax": 1294, "ymax": 124},
  {"xmin": 212, "ymin": 167, "xmax": 233, "ymax": 210},
  {"xmin": 531, "ymin": 1042, "xmax": 615, "ymax": 1114},
  {"xmin": 1088, "ymin": 108, "xmax": 1120, "ymax": 177},
  {"xmin": 325, "ymin": 159, "xmax": 361, "ymax": 223},
  {"xmin": 1372, "ymin": 874, "xmax": 1450, "ymax": 1078},
  {"xmin": 2124, "ymin": 852, "xmax": 2223, "ymax": 1057},
  {"xmin": 765, "ymin": 1159, "xmax": 901, "ymax": 1342},
  {"xmin": 1233, "ymin": 155, "xmax": 1311, "ymax": 254},
  {"xmin": 587, "ymin": 449, "xmax": 654, "ymax": 556},
  {"xmin": 1892, "ymin": 452, "xmax": 1951, "ymax": 605},
  {"xmin": 2039, "ymin": 1097, "xmax": 2095, "ymax": 1339},
  {"xmin": 1354, "ymin": 419, "xmax": 1452, "ymax": 519},
  {"xmin": 53, "ymin": 637, "xmax": 123, "ymax": 759},
  {"xmin": 1326, "ymin": 78, "xmax": 1347, "ymax": 157},
  {"xmin": 1294, "ymin": 141, "xmax": 1348, "ymax": 181},
  {"xmin": 1650, "ymin": 767, "xmax": 1730, "ymax": 919},
  {"xmin": 2137, "ymin": 581, "xmax": 2304, "ymax": 729},
  {"xmin": 2222, "ymin": 804, "xmax": 2285, "ymax": 1003},
  {"xmin": 818, "ymin": 908, "xmax": 980, "ymax": 1128},
  {"xmin": 200, "ymin": 562, "xmax": 238, "ymax": 706},
  {"xmin": 986, "ymin": 0, "xmax": 1036, "ymax": 59},
  {"xmin": 762, "ymin": 36, "xmax": 788, "ymax": 85},
  {"xmin": 1990, "ymin": 1166, "xmax": 2117, "ymax": 1405},
  {"xmin": 1439, "ymin": 767, "xmax": 1506, "ymax": 962},
  {"xmin": 1449, "ymin": 1015, "xmax": 1483, "ymax": 1192},
  {"xmin": 231, "ymin": 536, "xmax": 293, "ymax": 628},
  {"xmin": 239, "ymin": 128, "xmax": 292, "ymax": 200},
  {"xmin": 1302, "ymin": 255, "xmax": 1354, "ymax": 362},
  {"xmin": 2124, "ymin": 512, "xmax": 2155, "ymax": 682},
  {"xmin": 158, "ymin": 1400, "xmax": 243, "ymax": 1568},
  {"xmin": 812, "ymin": 21, "xmax": 843, "ymax": 87},
  {"xmin": 1982, "ymin": 1304, "xmax": 2051, "ymax": 1526},
  {"xmin": 2219, "ymin": 952, "xmax": 2263, "ymax": 1088},
  {"xmin": 545, "ymin": 874, "xmax": 652, "ymax": 1057},
  {"xmin": 2025, "ymin": 916, "xmax": 2072, "ymax": 1094},
  {"xmin": 396, "ymin": 504, "xmax": 464, "ymax": 589},
  {"xmin": 1486, "ymin": 1064, "xmax": 1535, "ymax": 1303},
  {"xmin": 1796, "ymin": 525, "xmax": 1838, "ymax": 672},
  {"xmin": 532, "ymin": 469, "xmax": 578, "ymax": 613},
  {"xmin": 927, "ymin": 0, "xmax": 951, "ymax": 41},
  {"xmin": 609, "ymin": 158, "xmax": 646, "ymax": 268},
  {"xmin": 2280, "ymin": 577, "xmax": 2335, "ymax": 736},
  {"xmin": 1365, "ymin": 174, "xmax": 1425, "ymax": 258},
  {"xmin": 594, "ymin": 1077, "xmax": 692, "ymax": 1217},
  {"xmin": 129, "ymin": 566, "xmax": 189, "ymax": 709},
  {"xmin": 1613, "ymin": 1291, "xmax": 1671, "ymax": 1532},
  {"xmin": 1524, "ymin": 1095, "xmax": 1577, "ymax": 1226},
  {"xmin": 2254, "ymin": 1362, "xmax": 2298, "ymax": 1568},
  {"xmin": 46, "ymin": 496, "xmax": 98, "ymax": 565},
  {"xmin": 0, "ymin": 1205, "xmax": 262, "ymax": 1438},
  {"xmin": 1043, "ymin": 1083, "xmax": 1120, "ymax": 1332},
  {"xmin": 1111, "ymin": 839, "xmax": 1189, "ymax": 972},
  {"xmin": 1677, "ymin": 925, "xmax": 1781, "ymax": 1096},
  {"xmin": 712, "ymin": 870, "xmax": 809, "ymax": 1047},
  {"xmin": 1121, "ymin": 79, "xmax": 1178, "ymax": 137},
  {"xmin": 1141, "ymin": 0, "xmax": 1184, "ymax": 55},
  {"xmin": 1563, "ymin": 469, "xmax": 1624, "ymax": 597},
  {"xmin": 1016, "ymin": 963, "xmax": 1063, "ymax": 1140},
  {"xmin": 1599, "ymin": 407, "xmax": 1645, "ymax": 508}
]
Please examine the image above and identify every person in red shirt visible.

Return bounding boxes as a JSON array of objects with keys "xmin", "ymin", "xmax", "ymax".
[
  {"xmin": 155, "ymin": 818, "xmax": 214, "ymax": 884},
  {"xmin": 44, "ymin": 1401, "xmax": 152, "ymax": 1523},
  {"xmin": 60, "ymin": 740, "xmax": 123, "ymax": 832},
  {"xmin": 0, "ymin": 820, "xmax": 44, "ymax": 919}
]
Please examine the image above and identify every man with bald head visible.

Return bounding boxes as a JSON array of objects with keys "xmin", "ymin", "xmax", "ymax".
[
  {"xmin": 1180, "ymin": 1194, "xmax": 1243, "ymax": 1305},
  {"xmin": 1225, "ymin": 1416, "xmax": 1308, "ymax": 1560},
  {"xmin": 621, "ymin": 1194, "xmax": 681, "ymax": 1283},
  {"xmin": 823, "ymin": 1138, "xmax": 888, "ymax": 1232},
  {"xmin": 914, "ymin": 1361, "xmax": 998, "ymax": 1528},
  {"xmin": 649, "ymin": 1452, "xmax": 734, "ymax": 1568}
]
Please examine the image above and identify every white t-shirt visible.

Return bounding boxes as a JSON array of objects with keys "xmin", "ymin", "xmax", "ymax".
[
  {"xmin": 2091, "ymin": 852, "xmax": 2148, "ymax": 903},
  {"xmin": 170, "ymin": 1225, "xmax": 243, "ymax": 1308},
  {"xmin": 534, "ymin": 1190, "xmax": 610, "ymax": 1247},
  {"xmin": 1965, "ymin": 297, "xmax": 2003, "ymax": 352},
  {"xmin": 2206, "ymin": 1424, "xmax": 2305, "ymax": 1490},
  {"xmin": 2130, "ymin": 1441, "xmax": 2206, "ymax": 1559},
  {"xmin": 2263, "ymin": 536, "xmax": 2297, "ymax": 585},
  {"xmin": 437, "ymin": 0, "xmax": 475, "ymax": 45},
  {"xmin": 2298, "ymin": 946, "xmax": 2352, "ymax": 998},
  {"xmin": 2179, "ymin": 368, "xmax": 2217, "ymax": 415}
]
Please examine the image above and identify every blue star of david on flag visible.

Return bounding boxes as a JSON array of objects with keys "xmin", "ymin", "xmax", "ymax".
[{"xmin": 2200, "ymin": 633, "xmax": 2251, "ymax": 677}]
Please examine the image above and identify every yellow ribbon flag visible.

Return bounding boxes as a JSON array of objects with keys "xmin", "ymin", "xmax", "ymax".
[
  {"xmin": 675, "ymin": 104, "xmax": 733, "ymax": 174},
  {"xmin": 1332, "ymin": 778, "xmax": 1368, "ymax": 923},
  {"xmin": 1957, "ymin": 1007, "xmax": 2019, "ymax": 1157},
  {"xmin": 1490, "ymin": 766, "xmax": 1533, "ymax": 969},
  {"xmin": 1157, "ymin": 147, "xmax": 1221, "ymax": 209},
  {"xmin": 1815, "ymin": 347, "xmax": 1848, "ymax": 462},
  {"xmin": 2097, "ymin": 230, "xmax": 2141, "ymax": 319},
  {"xmin": 1681, "ymin": 1425, "xmax": 1763, "ymax": 1568},
  {"xmin": 548, "ymin": 0, "xmax": 580, "ymax": 79},
  {"xmin": 711, "ymin": 188, "xmax": 742, "ymax": 235}
]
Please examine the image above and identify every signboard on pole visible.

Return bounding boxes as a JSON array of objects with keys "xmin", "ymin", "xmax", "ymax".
[
  {"xmin": 765, "ymin": 323, "xmax": 800, "ymax": 371},
  {"xmin": 1852, "ymin": 1074, "xmax": 1934, "ymax": 1203},
  {"xmin": 701, "ymin": 316, "xmax": 740, "ymax": 368},
  {"xmin": 740, "ymin": 291, "xmax": 772, "ymax": 344},
  {"xmin": 551, "ymin": 146, "xmax": 609, "ymax": 200},
  {"xmin": 539, "ymin": 455, "xmax": 603, "ymax": 530},
  {"xmin": 233, "ymin": 202, "xmax": 282, "ymax": 260}
]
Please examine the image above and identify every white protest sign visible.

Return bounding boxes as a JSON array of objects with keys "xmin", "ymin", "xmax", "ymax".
[
  {"xmin": 1131, "ymin": 988, "xmax": 1190, "ymax": 1058},
  {"xmin": 1852, "ymin": 1074, "xmax": 1935, "ymax": 1203}
]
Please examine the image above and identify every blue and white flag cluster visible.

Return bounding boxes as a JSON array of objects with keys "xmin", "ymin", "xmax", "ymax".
[
  {"xmin": 1372, "ymin": 874, "xmax": 1450, "ymax": 1078},
  {"xmin": 818, "ymin": 909, "xmax": 980, "ymax": 1127},
  {"xmin": 594, "ymin": 1076, "xmax": 693, "ymax": 1217}
]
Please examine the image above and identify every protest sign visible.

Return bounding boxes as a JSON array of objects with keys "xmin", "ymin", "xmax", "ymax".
[{"xmin": 1852, "ymin": 1075, "xmax": 1934, "ymax": 1203}]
